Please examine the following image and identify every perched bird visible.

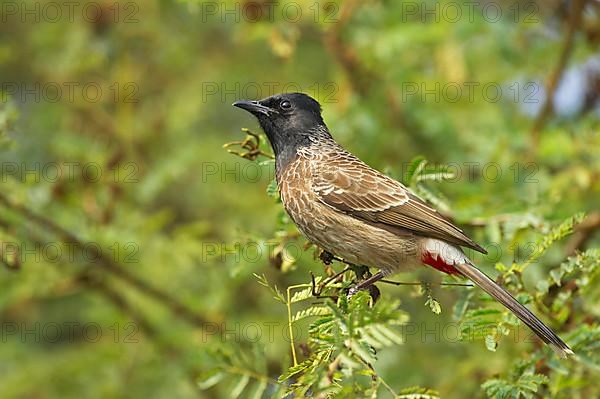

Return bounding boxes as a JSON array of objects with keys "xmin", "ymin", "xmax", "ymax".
[{"xmin": 233, "ymin": 92, "xmax": 573, "ymax": 357}]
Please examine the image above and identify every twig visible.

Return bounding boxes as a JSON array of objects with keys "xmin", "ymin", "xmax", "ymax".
[
  {"xmin": 322, "ymin": 0, "xmax": 370, "ymax": 96},
  {"xmin": 223, "ymin": 128, "xmax": 274, "ymax": 160},
  {"xmin": 465, "ymin": 213, "xmax": 520, "ymax": 228},
  {"xmin": 529, "ymin": 0, "xmax": 586, "ymax": 158},
  {"xmin": 0, "ymin": 193, "xmax": 216, "ymax": 331},
  {"xmin": 318, "ymin": 251, "xmax": 475, "ymax": 291},
  {"xmin": 0, "ymin": 223, "xmax": 203, "ymax": 392},
  {"xmin": 322, "ymin": 0, "xmax": 435, "ymax": 154},
  {"xmin": 310, "ymin": 268, "xmax": 347, "ymax": 299},
  {"xmin": 79, "ymin": 273, "xmax": 162, "ymax": 341},
  {"xmin": 78, "ymin": 273, "xmax": 204, "ymax": 392},
  {"xmin": 286, "ymin": 284, "xmax": 300, "ymax": 366},
  {"xmin": 565, "ymin": 211, "xmax": 600, "ymax": 255},
  {"xmin": 381, "ymin": 279, "xmax": 474, "ymax": 288}
]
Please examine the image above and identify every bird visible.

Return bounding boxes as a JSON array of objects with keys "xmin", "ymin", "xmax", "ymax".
[{"xmin": 233, "ymin": 92, "xmax": 573, "ymax": 357}]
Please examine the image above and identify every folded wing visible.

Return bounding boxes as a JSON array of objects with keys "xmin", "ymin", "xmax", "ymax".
[{"xmin": 311, "ymin": 154, "xmax": 486, "ymax": 254}]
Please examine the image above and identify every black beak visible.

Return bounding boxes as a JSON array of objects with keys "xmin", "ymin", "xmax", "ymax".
[{"xmin": 232, "ymin": 100, "xmax": 275, "ymax": 116}]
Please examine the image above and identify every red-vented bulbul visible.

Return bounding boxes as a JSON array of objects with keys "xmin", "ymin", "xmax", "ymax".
[{"xmin": 233, "ymin": 92, "xmax": 573, "ymax": 357}]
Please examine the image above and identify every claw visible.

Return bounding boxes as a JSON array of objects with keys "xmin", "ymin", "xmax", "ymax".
[{"xmin": 347, "ymin": 286, "xmax": 359, "ymax": 298}]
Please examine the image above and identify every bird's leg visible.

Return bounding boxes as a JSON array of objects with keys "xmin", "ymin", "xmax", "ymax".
[
  {"xmin": 348, "ymin": 264, "xmax": 370, "ymax": 280},
  {"xmin": 348, "ymin": 271, "xmax": 385, "ymax": 298},
  {"xmin": 311, "ymin": 268, "xmax": 349, "ymax": 297},
  {"xmin": 316, "ymin": 251, "xmax": 382, "ymax": 300}
]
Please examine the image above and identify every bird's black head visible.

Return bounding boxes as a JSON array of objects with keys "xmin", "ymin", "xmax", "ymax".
[{"xmin": 233, "ymin": 92, "xmax": 329, "ymax": 167}]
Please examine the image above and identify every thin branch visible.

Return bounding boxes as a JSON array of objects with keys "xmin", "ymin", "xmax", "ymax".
[
  {"xmin": 381, "ymin": 279, "xmax": 474, "ymax": 288},
  {"xmin": 322, "ymin": 0, "xmax": 370, "ymax": 96},
  {"xmin": 529, "ymin": 0, "xmax": 586, "ymax": 157},
  {"xmin": 79, "ymin": 273, "xmax": 162, "ymax": 341},
  {"xmin": 565, "ymin": 211, "xmax": 600, "ymax": 255},
  {"xmin": 0, "ymin": 222, "xmax": 203, "ymax": 393},
  {"xmin": 0, "ymin": 193, "xmax": 216, "ymax": 331},
  {"xmin": 320, "ymin": 252, "xmax": 474, "ymax": 289},
  {"xmin": 321, "ymin": 0, "xmax": 435, "ymax": 154},
  {"xmin": 78, "ymin": 273, "xmax": 204, "ymax": 393}
]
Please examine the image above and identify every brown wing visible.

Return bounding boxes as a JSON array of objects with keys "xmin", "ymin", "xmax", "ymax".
[{"xmin": 312, "ymin": 154, "xmax": 487, "ymax": 254}]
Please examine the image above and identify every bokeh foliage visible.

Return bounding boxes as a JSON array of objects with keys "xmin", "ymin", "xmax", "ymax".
[{"xmin": 0, "ymin": 0, "xmax": 599, "ymax": 398}]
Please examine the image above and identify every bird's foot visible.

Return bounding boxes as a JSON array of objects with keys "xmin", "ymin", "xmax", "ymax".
[
  {"xmin": 319, "ymin": 250, "xmax": 335, "ymax": 266},
  {"xmin": 347, "ymin": 271, "xmax": 385, "ymax": 302},
  {"xmin": 348, "ymin": 284, "xmax": 381, "ymax": 303}
]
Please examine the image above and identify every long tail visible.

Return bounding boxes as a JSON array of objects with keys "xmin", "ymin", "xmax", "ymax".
[{"xmin": 454, "ymin": 262, "xmax": 573, "ymax": 357}]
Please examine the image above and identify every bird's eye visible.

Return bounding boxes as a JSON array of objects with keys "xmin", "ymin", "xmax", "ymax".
[{"xmin": 280, "ymin": 100, "xmax": 291, "ymax": 110}]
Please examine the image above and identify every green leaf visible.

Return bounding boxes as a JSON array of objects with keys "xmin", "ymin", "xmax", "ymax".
[
  {"xmin": 397, "ymin": 386, "xmax": 440, "ymax": 399},
  {"xmin": 404, "ymin": 156, "xmax": 427, "ymax": 185},
  {"xmin": 197, "ymin": 369, "xmax": 224, "ymax": 390},
  {"xmin": 230, "ymin": 375, "xmax": 250, "ymax": 399},
  {"xmin": 453, "ymin": 291, "xmax": 474, "ymax": 321},
  {"xmin": 251, "ymin": 380, "xmax": 268, "ymax": 399},
  {"xmin": 421, "ymin": 283, "xmax": 442, "ymax": 314},
  {"xmin": 290, "ymin": 286, "xmax": 314, "ymax": 303},
  {"xmin": 278, "ymin": 358, "xmax": 314, "ymax": 382},
  {"xmin": 519, "ymin": 213, "xmax": 585, "ymax": 271},
  {"xmin": 253, "ymin": 273, "xmax": 286, "ymax": 303},
  {"xmin": 292, "ymin": 306, "xmax": 331, "ymax": 322},
  {"xmin": 482, "ymin": 360, "xmax": 549, "ymax": 399},
  {"xmin": 266, "ymin": 178, "xmax": 279, "ymax": 198},
  {"xmin": 485, "ymin": 334, "xmax": 498, "ymax": 352}
]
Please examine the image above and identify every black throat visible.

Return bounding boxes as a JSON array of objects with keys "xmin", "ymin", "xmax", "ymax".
[{"xmin": 259, "ymin": 119, "xmax": 329, "ymax": 172}]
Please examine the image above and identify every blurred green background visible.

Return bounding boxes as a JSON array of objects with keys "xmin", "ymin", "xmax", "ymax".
[{"xmin": 0, "ymin": 0, "xmax": 599, "ymax": 398}]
